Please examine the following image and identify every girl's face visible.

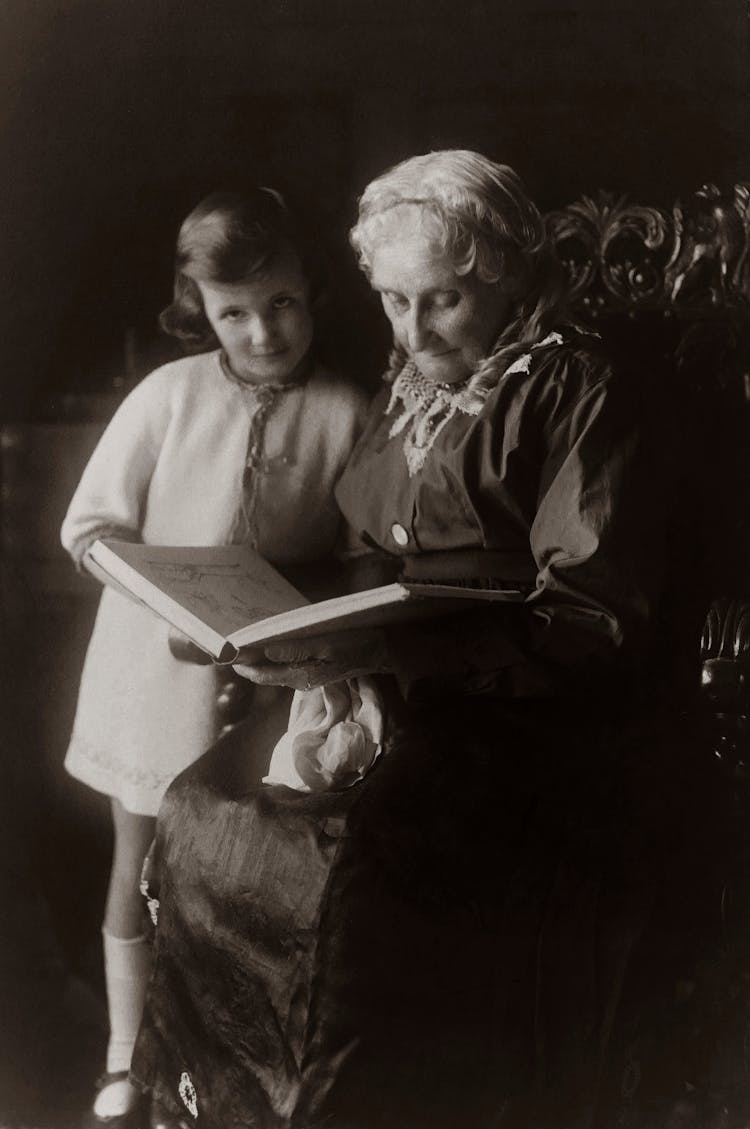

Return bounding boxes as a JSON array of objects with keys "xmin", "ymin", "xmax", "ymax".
[
  {"xmin": 369, "ymin": 214, "xmax": 513, "ymax": 384},
  {"xmin": 198, "ymin": 246, "xmax": 314, "ymax": 385}
]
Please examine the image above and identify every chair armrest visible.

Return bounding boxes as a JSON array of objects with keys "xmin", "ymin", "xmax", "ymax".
[{"xmin": 699, "ymin": 597, "xmax": 750, "ymax": 780}]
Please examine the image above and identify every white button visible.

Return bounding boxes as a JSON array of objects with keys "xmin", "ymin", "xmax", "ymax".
[{"xmin": 391, "ymin": 523, "xmax": 409, "ymax": 546}]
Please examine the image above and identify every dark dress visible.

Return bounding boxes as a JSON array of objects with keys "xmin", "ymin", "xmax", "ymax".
[{"xmin": 132, "ymin": 336, "xmax": 665, "ymax": 1129}]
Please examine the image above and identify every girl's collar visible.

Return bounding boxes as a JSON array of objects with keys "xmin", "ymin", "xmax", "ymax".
[{"xmin": 218, "ymin": 349, "xmax": 313, "ymax": 392}]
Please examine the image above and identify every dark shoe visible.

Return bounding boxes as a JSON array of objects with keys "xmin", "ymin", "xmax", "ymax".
[{"xmin": 81, "ymin": 1071, "xmax": 147, "ymax": 1129}]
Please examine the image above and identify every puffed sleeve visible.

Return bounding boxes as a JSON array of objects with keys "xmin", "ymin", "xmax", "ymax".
[
  {"xmin": 60, "ymin": 371, "xmax": 171, "ymax": 566},
  {"xmin": 386, "ymin": 359, "xmax": 665, "ymax": 699},
  {"xmin": 524, "ymin": 368, "xmax": 661, "ymax": 670}
]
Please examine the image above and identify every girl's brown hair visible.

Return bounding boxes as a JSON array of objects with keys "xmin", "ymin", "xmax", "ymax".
[{"xmin": 161, "ymin": 188, "xmax": 323, "ymax": 351}]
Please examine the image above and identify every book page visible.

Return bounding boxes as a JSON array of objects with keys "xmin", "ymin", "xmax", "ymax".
[{"xmin": 99, "ymin": 542, "xmax": 309, "ymax": 639}]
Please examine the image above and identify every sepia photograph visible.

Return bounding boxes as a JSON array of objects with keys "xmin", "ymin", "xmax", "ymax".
[{"xmin": 1, "ymin": 2, "xmax": 749, "ymax": 1126}]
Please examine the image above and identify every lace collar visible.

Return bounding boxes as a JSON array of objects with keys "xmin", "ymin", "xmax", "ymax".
[{"xmin": 386, "ymin": 332, "xmax": 564, "ymax": 476}]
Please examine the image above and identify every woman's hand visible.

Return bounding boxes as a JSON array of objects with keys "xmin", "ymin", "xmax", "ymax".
[{"xmin": 232, "ymin": 627, "xmax": 391, "ymax": 691}]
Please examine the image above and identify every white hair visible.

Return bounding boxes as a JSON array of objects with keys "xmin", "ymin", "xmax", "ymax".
[
  {"xmin": 350, "ymin": 150, "xmax": 565, "ymax": 385},
  {"xmin": 350, "ymin": 150, "xmax": 547, "ymax": 284}
]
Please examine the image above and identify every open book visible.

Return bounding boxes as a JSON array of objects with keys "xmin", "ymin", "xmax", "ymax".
[{"xmin": 87, "ymin": 539, "xmax": 527, "ymax": 664}]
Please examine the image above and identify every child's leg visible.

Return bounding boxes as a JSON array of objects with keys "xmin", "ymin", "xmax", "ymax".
[
  {"xmin": 93, "ymin": 798, "xmax": 155, "ymax": 1122},
  {"xmin": 105, "ymin": 797, "xmax": 156, "ymax": 940}
]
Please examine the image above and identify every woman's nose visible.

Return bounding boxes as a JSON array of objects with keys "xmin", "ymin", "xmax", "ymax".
[{"xmin": 404, "ymin": 307, "xmax": 432, "ymax": 353}]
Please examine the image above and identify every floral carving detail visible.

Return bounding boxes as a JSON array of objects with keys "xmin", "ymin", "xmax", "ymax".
[
  {"xmin": 546, "ymin": 184, "xmax": 750, "ymax": 318},
  {"xmin": 546, "ymin": 193, "xmax": 670, "ymax": 314},
  {"xmin": 667, "ymin": 183, "xmax": 750, "ymax": 306}
]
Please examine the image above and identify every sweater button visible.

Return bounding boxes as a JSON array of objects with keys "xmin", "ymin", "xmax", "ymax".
[{"xmin": 391, "ymin": 523, "xmax": 409, "ymax": 547}]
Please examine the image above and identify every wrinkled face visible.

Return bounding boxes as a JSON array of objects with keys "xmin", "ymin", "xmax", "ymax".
[
  {"xmin": 198, "ymin": 246, "xmax": 314, "ymax": 384},
  {"xmin": 369, "ymin": 215, "xmax": 512, "ymax": 384}
]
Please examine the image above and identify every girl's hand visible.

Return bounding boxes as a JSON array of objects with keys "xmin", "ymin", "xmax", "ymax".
[
  {"xmin": 167, "ymin": 628, "xmax": 214, "ymax": 665},
  {"xmin": 232, "ymin": 628, "xmax": 391, "ymax": 690}
]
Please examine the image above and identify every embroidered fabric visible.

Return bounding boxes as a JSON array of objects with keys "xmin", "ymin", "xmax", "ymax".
[
  {"xmin": 386, "ymin": 362, "xmax": 485, "ymax": 477},
  {"xmin": 68, "ymin": 730, "xmax": 179, "ymax": 793},
  {"xmin": 386, "ymin": 331, "xmax": 564, "ymax": 476}
]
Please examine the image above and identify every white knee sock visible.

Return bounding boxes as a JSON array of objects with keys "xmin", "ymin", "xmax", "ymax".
[{"xmin": 103, "ymin": 928, "xmax": 151, "ymax": 1075}]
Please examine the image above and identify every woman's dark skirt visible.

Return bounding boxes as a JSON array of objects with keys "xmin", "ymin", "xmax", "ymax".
[{"xmin": 131, "ymin": 683, "xmax": 655, "ymax": 1129}]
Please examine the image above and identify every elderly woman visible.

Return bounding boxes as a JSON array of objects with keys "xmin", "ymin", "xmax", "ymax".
[{"xmin": 132, "ymin": 151, "xmax": 664, "ymax": 1129}]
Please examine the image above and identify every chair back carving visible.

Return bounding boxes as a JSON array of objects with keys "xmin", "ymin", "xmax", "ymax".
[
  {"xmin": 546, "ymin": 184, "xmax": 750, "ymax": 760},
  {"xmin": 547, "ymin": 182, "xmax": 750, "ymax": 315}
]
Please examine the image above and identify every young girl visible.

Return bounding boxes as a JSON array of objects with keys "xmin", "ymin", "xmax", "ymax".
[{"xmin": 61, "ymin": 188, "xmax": 369, "ymax": 1129}]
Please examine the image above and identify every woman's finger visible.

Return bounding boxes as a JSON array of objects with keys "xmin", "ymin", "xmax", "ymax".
[
  {"xmin": 232, "ymin": 660, "xmax": 288, "ymax": 684},
  {"xmin": 232, "ymin": 659, "xmax": 323, "ymax": 691},
  {"xmin": 264, "ymin": 639, "xmax": 325, "ymax": 663}
]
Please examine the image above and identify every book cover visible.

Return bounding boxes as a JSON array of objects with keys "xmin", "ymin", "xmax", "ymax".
[{"xmin": 88, "ymin": 540, "xmax": 526, "ymax": 663}]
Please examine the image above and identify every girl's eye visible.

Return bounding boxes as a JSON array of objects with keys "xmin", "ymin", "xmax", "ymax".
[
  {"xmin": 222, "ymin": 309, "xmax": 245, "ymax": 322},
  {"xmin": 272, "ymin": 295, "xmax": 293, "ymax": 310}
]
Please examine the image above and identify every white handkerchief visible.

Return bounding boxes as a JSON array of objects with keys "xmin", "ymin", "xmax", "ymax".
[{"xmin": 263, "ymin": 677, "xmax": 385, "ymax": 792}]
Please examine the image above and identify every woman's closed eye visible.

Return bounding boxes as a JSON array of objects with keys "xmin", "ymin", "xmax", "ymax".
[
  {"xmin": 432, "ymin": 290, "xmax": 461, "ymax": 311},
  {"xmin": 383, "ymin": 290, "xmax": 461, "ymax": 315},
  {"xmin": 383, "ymin": 291, "xmax": 409, "ymax": 314}
]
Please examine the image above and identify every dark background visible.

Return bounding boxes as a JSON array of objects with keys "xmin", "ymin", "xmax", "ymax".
[
  {"xmin": 2, "ymin": 0, "xmax": 749, "ymax": 418},
  {"xmin": 1, "ymin": 1, "xmax": 748, "ymax": 1125}
]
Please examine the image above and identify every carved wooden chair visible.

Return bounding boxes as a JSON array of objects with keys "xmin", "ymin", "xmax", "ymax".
[{"xmin": 545, "ymin": 184, "xmax": 750, "ymax": 1124}]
